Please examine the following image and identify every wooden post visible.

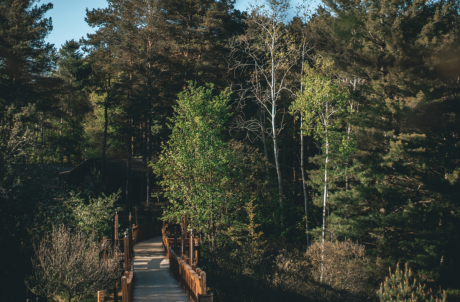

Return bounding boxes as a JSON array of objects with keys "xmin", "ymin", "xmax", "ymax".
[
  {"xmin": 201, "ymin": 272, "xmax": 207, "ymax": 295},
  {"xmin": 121, "ymin": 276, "xmax": 128, "ymax": 302},
  {"xmin": 129, "ymin": 228, "xmax": 133, "ymax": 259},
  {"xmin": 115, "ymin": 213, "xmax": 119, "ymax": 240},
  {"xmin": 190, "ymin": 228, "xmax": 194, "ymax": 265},
  {"xmin": 135, "ymin": 206, "xmax": 138, "ymax": 225},
  {"xmin": 129, "ymin": 212, "xmax": 132, "ymax": 228},
  {"xmin": 195, "ymin": 237, "xmax": 200, "ymax": 267},
  {"xmin": 97, "ymin": 291, "xmax": 104, "ymax": 302},
  {"xmin": 124, "ymin": 230, "xmax": 129, "ymax": 272}
]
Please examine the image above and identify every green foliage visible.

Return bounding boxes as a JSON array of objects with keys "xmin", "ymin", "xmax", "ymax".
[
  {"xmin": 0, "ymin": 0, "xmax": 57, "ymax": 111},
  {"xmin": 152, "ymin": 82, "xmax": 232, "ymax": 233},
  {"xmin": 290, "ymin": 58, "xmax": 354, "ymax": 240},
  {"xmin": 63, "ymin": 190, "xmax": 121, "ymax": 237},
  {"xmin": 226, "ymin": 198, "xmax": 267, "ymax": 272},
  {"xmin": 82, "ymin": 92, "xmax": 126, "ymax": 159},
  {"xmin": 153, "ymin": 82, "xmax": 266, "ymax": 244},
  {"xmin": 0, "ymin": 105, "xmax": 36, "ymax": 166},
  {"xmin": 291, "ymin": 59, "xmax": 348, "ymax": 139},
  {"xmin": 0, "ymin": 157, "xmax": 119, "ymax": 300},
  {"xmin": 378, "ymin": 263, "xmax": 446, "ymax": 302},
  {"xmin": 291, "ymin": 58, "xmax": 353, "ymax": 163}
]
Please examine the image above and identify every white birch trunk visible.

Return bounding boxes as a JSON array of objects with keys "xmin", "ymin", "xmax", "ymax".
[
  {"xmin": 270, "ymin": 19, "xmax": 284, "ymax": 226},
  {"xmin": 300, "ymin": 37, "xmax": 309, "ymax": 247},
  {"xmin": 320, "ymin": 103, "xmax": 329, "ymax": 283}
]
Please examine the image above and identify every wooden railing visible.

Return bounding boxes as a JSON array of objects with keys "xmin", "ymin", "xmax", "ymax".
[
  {"xmin": 102, "ymin": 212, "xmax": 212, "ymax": 302},
  {"xmin": 101, "ymin": 213, "xmax": 162, "ymax": 302},
  {"xmin": 162, "ymin": 215, "xmax": 213, "ymax": 302},
  {"xmin": 169, "ymin": 247, "xmax": 207, "ymax": 301},
  {"xmin": 121, "ymin": 231, "xmax": 134, "ymax": 302}
]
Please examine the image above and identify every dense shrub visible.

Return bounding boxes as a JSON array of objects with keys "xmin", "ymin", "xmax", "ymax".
[{"xmin": 306, "ymin": 239, "xmax": 373, "ymax": 301}]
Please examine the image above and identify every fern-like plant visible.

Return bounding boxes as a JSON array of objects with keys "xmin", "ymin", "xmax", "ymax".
[{"xmin": 378, "ymin": 263, "xmax": 446, "ymax": 302}]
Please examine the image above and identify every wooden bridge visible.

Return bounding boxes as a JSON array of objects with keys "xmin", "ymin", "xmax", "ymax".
[{"xmin": 102, "ymin": 213, "xmax": 212, "ymax": 302}]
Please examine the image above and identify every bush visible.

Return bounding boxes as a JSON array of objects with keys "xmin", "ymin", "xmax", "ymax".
[
  {"xmin": 306, "ymin": 239, "xmax": 372, "ymax": 301},
  {"xmin": 26, "ymin": 224, "xmax": 121, "ymax": 302}
]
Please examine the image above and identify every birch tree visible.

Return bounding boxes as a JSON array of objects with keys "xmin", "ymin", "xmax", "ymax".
[
  {"xmin": 153, "ymin": 82, "xmax": 234, "ymax": 246},
  {"xmin": 229, "ymin": 0, "xmax": 297, "ymax": 227},
  {"xmin": 293, "ymin": 4, "xmax": 316, "ymax": 247},
  {"xmin": 290, "ymin": 59, "xmax": 349, "ymax": 282},
  {"xmin": 153, "ymin": 82, "xmax": 266, "ymax": 249},
  {"xmin": 291, "ymin": 59, "xmax": 349, "ymax": 242}
]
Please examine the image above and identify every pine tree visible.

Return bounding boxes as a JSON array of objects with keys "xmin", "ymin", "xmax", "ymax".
[
  {"xmin": 0, "ymin": 1, "xmax": 61, "ymax": 298},
  {"xmin": 53, "ymin": 40, "xmax": 91, "ymax": 164},
  {"xmin": 158, "ymin": 0, "xmax": 239, "ymax": 90},
  {"xmin": 0, "ymin": 0, "xmax": 57, "ymax": 112},
  {"xmin": 84, "ymin": 6, "xmax": 120, "ymax": 178},
  {"xmin": 311, "ymin": 0, "xmax": 460, "ymax": 276}
]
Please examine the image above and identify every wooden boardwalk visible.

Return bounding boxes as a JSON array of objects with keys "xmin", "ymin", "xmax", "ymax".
[{"xmin": 133, "ymin": 236, "xmax": 190, "ymax": 302}]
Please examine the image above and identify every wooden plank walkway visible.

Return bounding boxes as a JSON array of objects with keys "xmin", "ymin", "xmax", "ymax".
[{"xmin": 133, "ymin": 236, "xmax": 190, "ymax": 302}]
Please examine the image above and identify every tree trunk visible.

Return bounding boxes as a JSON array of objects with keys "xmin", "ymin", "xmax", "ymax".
[
  {"xmin": 272, "ymin": 115, "xmax": 284, "ymax": 227},
  {"xmin": 322, "ymin": 107, "xmax": 329, "ymax": 243},
  {"xmin": 102, "ymin": 84, "xmax": 109, "ymax": 180},
  {"xmin": 126, "ymin": 118, "xmax": 131, "ymax": 210},
  {"xmin": 322, "ymin": 148, "xmax": 328, "ymax": 243},
  {"xmin": 261, "ymin": 112, "xmax": 272, "ymax": 195},
  {"xmin": 142, "ymin": 120, "xmax": 146, "ymax": 161},
  {"xmin": 301, "ymin": 113, "xmax": 309, "ymax": 247},
  {"xmin": 293, "ymin": 116, "xmax": 296, "ymax": 196},
  {"xmin": 299, "ymin": 38, "xmax": 309, "ymax": 247},
  {"xmin": 146, "ymin": 114, "xmax": 151, "ymax": 206},
  {"xmin": 320, "ymin": 108, "xmax": 329, "ymax": 283},
  {"xmin": 40, "ymin": 112, "xmax": 44, "ymax": 163},
  {"xmin": 271, "ymin": 28, "xmax": 284, "ymax": 228}
]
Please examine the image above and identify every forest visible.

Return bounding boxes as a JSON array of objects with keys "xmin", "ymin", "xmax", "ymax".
[{"xmin": 1, "ymin": 0, "xmax": 460, "ymax": 301}]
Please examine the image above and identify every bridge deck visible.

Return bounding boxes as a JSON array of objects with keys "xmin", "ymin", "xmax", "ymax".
[{"xmin": 133, "ymin": 236, "xmax": 189, "ymax": 302}]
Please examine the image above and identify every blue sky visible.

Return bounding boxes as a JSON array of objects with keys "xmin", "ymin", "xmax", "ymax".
[{"xmin": 44, "ymin": 0, "xmax": 315, "ymax": 50}]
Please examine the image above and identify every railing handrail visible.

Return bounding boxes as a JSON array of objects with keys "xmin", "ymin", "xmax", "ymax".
[
  {"xmin": 121, "ymin": 251, "xmax": 134, "ymax": 302},
  {"xmin": 117, "ymin": 218, "xmax": 162, "ymax": 302},
  {"xmin": 162, "ymin": 220, "xmax": 208, "ymax": 302},
  {"xmin": 168, "ymin": 247, "xmax": 207, "ymax": 301}
]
